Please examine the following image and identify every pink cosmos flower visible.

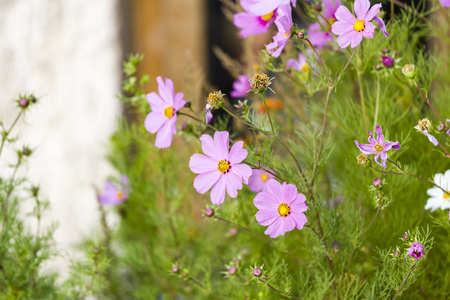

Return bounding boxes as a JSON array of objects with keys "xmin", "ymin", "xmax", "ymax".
[
  {"xmin": 308, "ymin": 0, "xmax": 341, "ymax": 49},
  {"xmin": 439, "ymin": 0, "xmax": 450, "ymax": 7},
  {"xmin": 247, "ymin": 0, "xmax": 296, "ymax": 16},
  {"xmin": 287, "ymin": 52, "xmax": 308, "ymax": 72},
  {"xmin": 230, "ymin": 75, "xmax": 251, "ymax": 98},
  {"xmin": 145, "ymin": 77, "xmax": 186, "ymax": 149},
  {"xmin": 248, "ymin": 169, "xmax": 274, "ymax": 192},
  {"xmin": 234, "ymin": 0, "xmax": 278, "ymax": 37},
  {"xmin": 267, "ymin": 5, "xmax": 293, "ymax": 57},
  {"xmin": 331, "ymin": 0, "xmax": 389, "ymax": 49},
  {"xmin": 254, "ymin": 179, "xmax": 308, "ymax": 238},
  {"xmin": 354, "ymin": 125, "xmax": 401, "ymax": 168},
  {"xmin": 189, "ymin": 131, "xmax": 252, "ymax": 205},
  {"xmin": 407, "ymin": 242, "xmax": 424, "ymax": 261},
  {"xmin": 98, "ymin": 175, "xmax": 129, "ymax": 205}
]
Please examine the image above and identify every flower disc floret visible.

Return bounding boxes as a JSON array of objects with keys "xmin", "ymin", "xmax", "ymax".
[
  {"xmin": 253, "ymin": 180, "xmax": 308, "ymax": 238},
  {"xmin": 189, "ymin": 131, "xmax": 252, "ymax": 205}
]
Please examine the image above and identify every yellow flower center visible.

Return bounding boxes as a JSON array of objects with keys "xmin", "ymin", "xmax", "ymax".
[
  {"xmin": 116, "ymin": 191, "xmax": 124, "ymax": 199},
  {"xmin": 261, "ymin": 11, "xmax": 274, "ymax": 21},
  {"xmin": 261, "ymin": 174, "xmax": 269, "ymax": 181},
  {"xmin": 284, "ymin": 32, "xmax": 290, "ymax": 37},
  {"xmin": 164, "ymin": 107, "xmax": 174, "ymax": 118},
  {"xmin": 353, "ymin": 20, "xmax": 365, "ymax": 32},
  {"xmin": 328, "ymin": 18, "xmax": 336, "ymax": 27},
  {"xmin": 302, "ymin": 64, "xmax": 309, "ymax": 73},
  {"xmin": 278, "ymin": 203, "xmax": 290, "ymax": 217},
  {"xmin": 444, "ymin": 191, "xmax": 450, "ymax": 200},
  {"xmin": 217, "ymin": 160, "xmax": 230, "ymax": 173},
  {"xmin": 374, "ymin": 144, "xmax": 384, "ymax": 153}
]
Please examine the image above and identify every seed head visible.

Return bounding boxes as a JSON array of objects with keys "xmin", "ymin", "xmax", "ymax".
[
  {"xmin": 357, "ymin": 154, "xmax": 368, "ymax": 165},
  {"xmin": 207, "ymin": 91, "xmax": 224, "ymax": 109},
  {"xmin": 414, "ymin": 118, "xmax": 432, "ymax": 133},
  {"xmin": 250, "ymin": 72, "xmax": 271, "ymax": 91}
]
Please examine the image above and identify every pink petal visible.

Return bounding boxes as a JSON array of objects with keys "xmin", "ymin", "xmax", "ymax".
[
  {"xmin": 364, "ymin": 3, "xmax": 381, "ymax": 22},
  {"xmin": 234, "ymin": 12, "xmax": 271, "ymax": 37},
  {"xmin": 214, "ymin": 131, "xmax": 230, "ymax": 160},
  {"xmin": 254, "ymin": 192, "xmax": 279, "ymax": 210},
  {"xmin": 146, "ymin": 92, "xmax": 165, "ymax": 111},
  {"xmin": 189, "ymin": 153, "xmax": 218, "ymax": 174},
  {"xmin": 156, "ymin": 76, "xmax": 174, "ymax": 106},
  {"xmin": 231, "ymin": 164, "xmax": 252, "ymax": 184},
  {"xmin": 334, "ymin": 5, "xmax": 356, "ymax": 23},
  {"xmin": 256, "ymin": 210, "xmax": 280, "ymax": 226},
  {"xmin": 154, "ymin": 118, "xmax": 175, "ymax": 149},
  {"xmin": 362, "ymin": 22, "xmax": 375, "ymax": 39},
  {"xmin": 384, "ymin": 141, "xmax": 400, "ymax": 151},
  {"xmin": 354, "ymin": 0, "xmax": 370, "ymax": 20},
  {"xmin": 265, "ymin": 179, "xmax": 283, "ymax": 201},
  {"xmin": 205, "ymin": 108, "xmax": 213, "ymax": 124},
  {"xmin": 264, "ymin": 217, "xmax": 283, "ymax": 238},
  {"xmin": 374, "ymin": 151, "xmax": 387, "ymax": 168},
  {"xmin": 368, "ymin": 131, "xmax": 377, "ymax": 145},
  {"xmin": 248, "ymin": 0, "xmax": 282, "ymax": 15},
  {"xmin": 289, "ymin": 212, "xmax": 307, "ymax": 229},
  {"xmin": 372, "ymin": 16, "xmax": 389, "ymax": 38},
  {"xmin": 274, "ymin": 216, "xmax": 295, "ymax": 237},
  {"xmin": 424, "ymin": 130, "xmax": 439, "ymax": 146},
  {"xmin": 350, "ymin": 33, "xmax": 363, "ymax": 48},
  {"xmin": 290, "ymin": 197, "xmax": 308, "ymax": 213},
  {"xmin": 200, "ymin": 134, "xmax": 222, "ymax": 159},
  {"xmin": 354, "ymin": 140, "xmax": 377, "ymax": 155},
  {"xmin": 145, "ymin": 111, "xmax": 167, "ymax": 134},
  {"xmin": 226, "ymin": 171, "xmax": 243, "ymax": 198},
  {"xmin": 375, "ymin": 125, "xmax": 384, "ymax": 144},
  {"xmin": 331, "ymin": 21, "xmax": 354, "ymax": 35},
  {"xmin": 337, "ymin": 30, "xmax": 358, "ymax": 48},
  {"xmin": 282, "ymin": 182, "xmax": 298, "ymax": 204},
  {"xmin": 229, "ymin": 141, "xmax": 248, "ymax": 164},
  {"xmin": 193, "ymin": 170, "xmax": 221, "ymax": 194},
  {"xmin": 173, "ymin": 92, "xmax": 186, "ymax": 110},
  {"xmin": 210, "ymin": 175, "xmax": 227, "ymax": 205}
]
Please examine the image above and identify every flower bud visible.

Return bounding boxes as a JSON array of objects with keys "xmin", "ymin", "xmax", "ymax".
[
  {"xmin": 93, "ymin": 247, "xmax": 101, "ymax": 254},
  {"xmin": 227, "ymin": 266, "xmax": 237, "ymax": 275},
  {"xmin": 382, "ymin": 55, "xmax": 394, "ymax": 68},
  {"xmin": 372, "ymin": 178, "xmax": 382, "ymax": 187},
  {"xmin": 204, "ymin": 208, "xmax": 215, "ymax": 217},
  {"xmin": 382, "ymin": 48, "xmax": 390, "ymax": 54},
  {"xmin": 393, "ymin": 250, "xmax": 399, "ymax": 257},
  {"xmin": 181, "ymin": 123, "xmax": 188, "ymax": 131},
  {"xmin": 314, "ymin": 4, "xmax": 322, "ymax": 11},
  {"xmin": 229, "ymin": 228, "xmax": 238, "ymax": 236},
  {"xmin": 402, "ymin": 64, "xmax": 416, "ymax": 79},
  {"xmin": 437, "ymin": 124, "xmax": 445, "ymax": 132},
  {"xmin": 402, "ymin": 232, "xmax": 408, "ymax": 240},
  {"xmin": 375, "ymin": 63, "xmax": 382, "ymax": 71},
  {"xmin": 19, "ymin": 98, "xmax": 29, "ymax": 108},
  {"xmin": 233, "ymin": 259, "xmax": 241, "ymax": 265},
  {"xmin": 171, "ymin": 265, "xmax": 180, "ymax": 274},
  {"xmin": 252, "ymin": 268, "xmax": 263, "ymax": 277},
  {"xmin": 297, "ymin": 31, "xmax": 305, "ymax": 39},
  {"xmin": 250, "ymin": 72, "xmax": 271, "ymax": 92}
]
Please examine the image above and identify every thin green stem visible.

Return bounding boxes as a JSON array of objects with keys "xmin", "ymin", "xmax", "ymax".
[
  {"xmin": 305, "ymin": 38, "xmax": 330, "ymax": 85},
  {"xmin": 214, "ymin": 216, "xmax": 312, "ymax": 272},
  {"xmin": 177, "ymin": 111, "xmax": 219, "ymax": 132},
  {"xmin": 0, "ymin": 111, "xmax": 23, "ymax": 160},
  {"xmin": 189, "ymin": 276, "xmax": 208, "ymax": 292},
  {"xmin": 345, "ymin": 207, "xmax": 381, "ymax": 273},
  {"xmin": 356, "ymin": 51, "xmax": 368, "ymax": 132},
  {"xmin": 373, "ymin": 74, "xmax": 380, "ymax": 131},
  {"xmin": 1, "ymin": 156, "xmax": 22, "ymax": 234},
  {"xmin": 413, "ymin": 81, "xmax": 447, "ymax": 131},
  {"xmin": 258, "ymin": 278, "xmax": 301, "ymax": 300},
  {"xmin": 392, "ymin": 261, "xmax": 418, "ymax": 300},
  {"xmin": 332, "ymin": 48, "xmax": 357, "ymax": 87}
]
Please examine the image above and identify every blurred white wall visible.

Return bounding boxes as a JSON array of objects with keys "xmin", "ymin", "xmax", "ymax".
[{"xmin": 0, "ymin": 0, "xmax": 123, "ymax": 278}]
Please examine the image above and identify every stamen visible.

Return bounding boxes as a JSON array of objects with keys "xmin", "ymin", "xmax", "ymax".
[
  {"xmin": 261, "ymin": 11, "xmax": 274, "ymax": 22},
  {"xmin": 374, "ymin": 144, "xmax": 384, "ymax": 153},
  {"xmin": 277, "ymin": 203, "xmax": 291, "ymax": 217},
  {"xmin": 444, "ymin": 191, "xmax": 450, "ymax": 200},
  {"xmin": 164, "ymin": 107, "xmax": 174, "ymax": 118},
  {"xmin": 261, "ymin": 174, "xmax": 269, "ymax": 181},
  {"xmin": 353, "ymin": 20, "xmax": 365, "ymax": 32},
  {"xmin": 217, "ymin": 160, "xmax": 230, "ymax": 173}
]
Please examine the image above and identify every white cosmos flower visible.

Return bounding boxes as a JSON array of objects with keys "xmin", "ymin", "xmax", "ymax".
[{"xmin": 425, "ymin": 169, "xmax": 450, "ymax": 211}]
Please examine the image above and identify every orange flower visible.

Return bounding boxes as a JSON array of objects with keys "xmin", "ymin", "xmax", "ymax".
[{"xmin": 255, "ymin": 97, "xmax": 284, "ymax": 113}]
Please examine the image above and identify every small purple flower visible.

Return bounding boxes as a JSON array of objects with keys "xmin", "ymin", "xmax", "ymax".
[
  {"xmin": 233, "ymin": 0, "xmax": 278, "ymax": 38},
  {"xmin": 382, "ymin": 55, "xmax": 395, "ymax": 68},
  {"xmin": 98, "ymin": 175, "xmax": 129, "ymax": 205},
  {"xmin": 230, "ymin": 75, "xmax": 251, "ymax": 98},
  {"xmin": 407, "ymin": 242, "xmax": 424, "ymax": 261},
  {"xmin": 423, "ymin": 130, "xmax": 439, "ymax": 146},
  {"xmin": 266, "ymin": 5, "xmax": 293, "ymax": 57},
  {"xmin": 287, "ymin": 53, "xmax": 308, "ymax": 72},
  {"xmin": 307, "ymin": 0, "xmax": 341, "ymax": 49},
  {"xmin": 329, "ymin": 196, "xmax": 343, "ymax": 208},
  {"xmin": 205, "ymin": 105, "xmax": 213, "ymax": 124},
  {"xmin": 354, "ymin": 125, "xmax": 401, "ymax": 168},
  {"xmin": 331, "ymin": 0, "xmax": 389, "ymax": 49}
]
